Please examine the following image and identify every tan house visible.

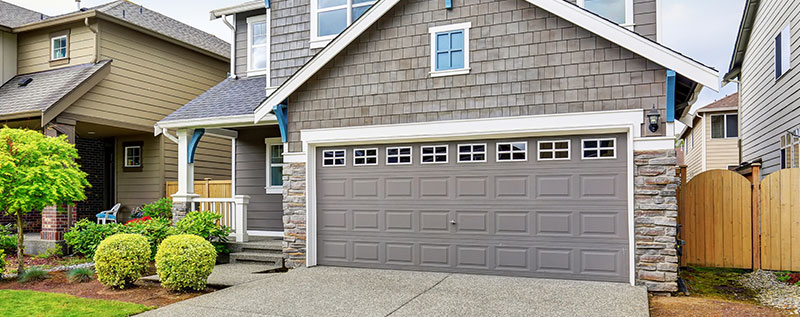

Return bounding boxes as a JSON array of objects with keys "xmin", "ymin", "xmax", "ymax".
[
  {"xmin": 679, "ymin": 93, "xmax": 740, "ymax": 179},
  {"xmin": 0, "ymin": 0, "xmax": 233, "ymax": 227}
]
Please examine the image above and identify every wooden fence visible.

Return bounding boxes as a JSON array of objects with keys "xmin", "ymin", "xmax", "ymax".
[
  {"xmin": 760, "ymin": 168, "xmax": 800, "ymax": 271},
  {"xmin": 165, "ymin": 180, "xmax": 232, "ymax": 198}
]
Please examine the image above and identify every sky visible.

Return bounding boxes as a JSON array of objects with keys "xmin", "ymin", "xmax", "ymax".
[{"xmin": 10, "ymin": 0, "xmax": 745, "ymax": 116}]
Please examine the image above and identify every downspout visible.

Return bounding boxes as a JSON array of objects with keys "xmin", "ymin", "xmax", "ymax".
[
  {"xmin": 222, "ymin": 14, "xmax": 236, "ymax": 78},
  {"xmin": 84, "ymin": 17, "xmax": 98, "ymax": 63}
]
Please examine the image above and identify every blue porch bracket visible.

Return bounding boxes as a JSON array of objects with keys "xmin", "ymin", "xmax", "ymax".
[
  {"xmin": 666, "ymin": 69, "xmax": 676, "ymax": 123},
  {"xmin": 188, "ymin": 128, "xmax": 205, "ymax": 164},
  {"xmin": 273, "ymin": 101, "xmax": 289, "ymax": 143},
  {"xmin": 445, "ymin": 0, "xmax": 453, "ymax": 9},
  {"xmin": 265, "ymin": 0, "xmax": 270, "ymax": 9}
]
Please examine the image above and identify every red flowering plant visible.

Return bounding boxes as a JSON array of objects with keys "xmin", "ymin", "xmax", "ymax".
[{"xmin": 125, "ymin": 216, "xmax": 152, "ymax": 225}]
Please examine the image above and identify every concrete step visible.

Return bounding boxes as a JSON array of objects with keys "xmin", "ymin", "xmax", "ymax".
[
  {"xmin": 227, "ymin": 239, "xmax": 283, "ymax": 253},
  {"xmin": 229, "ymin": 252, "xmax": 284, "ymax": 267}
]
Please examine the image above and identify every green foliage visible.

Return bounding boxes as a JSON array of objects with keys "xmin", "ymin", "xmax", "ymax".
[
  {"xmin": 176, "ymin": 211, "xmax": 232, "ymax": 254},
  {"xmin": 777, "ymin": 271, "xmax": 792, "ymax": 282},
  {"xmin": 0, "ymin": 249, "xmax": 5, "ymax": 274},
  {"xmin": 93, "ymin": 234, "xmax": 150, "ymax": 289},
  {"xmin": 155, "ymin": 234, "xmax": 216, "ymax": 291},
  {"xmin": 141, "ymin": 198, "xmax": 173, "ymax": 220},
  {"xmin": 0, "ymin": 290, "xmax": 152, "ymax": 316},
  {"xmin": 123, "ymin": 217, "xmax": 177, "ymax": 259},
  {"xmin": 66, "ymin": 267, "xmax": 94, "ymax": 283},
  {"xmin": 36, "ymin": 247, "xmax": 63, "ymax": 259},
  {"xmin": 64, "ymin": 219, "xmax": 124, "ymax": 258},
  {"xmin": 17, "ymin": 267, "xmax": 48, "ymax": 283},
  {"xmin": 0, "ymin": 224, "xmax": 16, "ymax": 253}
]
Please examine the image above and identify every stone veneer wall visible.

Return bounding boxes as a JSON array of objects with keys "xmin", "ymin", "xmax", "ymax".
[
  {"xmin": 634, "ymin": 149, "xmax": 679, "ymax": 293},
  {"xmin": 283, "ymin": 162, "xmax": 307, "ymax": 268}
]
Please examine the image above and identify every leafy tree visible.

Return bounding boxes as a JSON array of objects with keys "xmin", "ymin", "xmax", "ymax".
[{"xmin": 0, "ymin": 127, "xmax": 89, "ymax": 272}]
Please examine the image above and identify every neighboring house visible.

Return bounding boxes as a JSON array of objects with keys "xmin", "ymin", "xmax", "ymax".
[
  {"xmin": 0, "ymin": 0, "xmax": 232, "ymax": 230},
  {"xmin": 678, "ymin": 93, "xmax": 740, "ymax": 179},
  {"xmin": 724, "ymin": 0, "xmax": 799, "ymax": 176},
  {"xmin": 158, "ymin": 0, "xmax": 720, "ymax": 293}
]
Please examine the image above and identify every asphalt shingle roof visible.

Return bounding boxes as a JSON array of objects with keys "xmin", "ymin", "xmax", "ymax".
[
  {"xmin": 0, "ymin": 1, "xmax": 46, "ymax": 28},
  {"xmin": 698, "ymin": 93, "xmax": 738, "ymax": 112},
  {"xmin": 162, "ymin": 76, "xmax": 267, "ymax": 122},
  {"xmin": 0, "ymin": 60, "xmax": 111, "ymax": 117}
]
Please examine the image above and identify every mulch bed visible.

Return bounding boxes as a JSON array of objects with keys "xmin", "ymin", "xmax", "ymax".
[{"xmin": 650, "ymin": 296, "xmax": 785, "ymax": 317}]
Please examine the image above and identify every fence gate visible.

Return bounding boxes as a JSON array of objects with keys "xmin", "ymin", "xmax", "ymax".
[
  {"xmin": 678, "ymin": 169, "xmax": 753, "ymax": 269},
  {"xmin": 760, "ymin": 168, "xmax": 800, "ymax": 271}
]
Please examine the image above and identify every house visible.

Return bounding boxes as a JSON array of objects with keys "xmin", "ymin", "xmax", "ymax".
[
  {"xmin": 724, "ymin": 0, "xmax": 798, "ymax": 176},
  {"xmin": 157, "ymin": 0, "xmax": 720, "ymax": 292},
  {"xmin": 0, "ymin": 0, "xmax": 233, "ymax": 235},
  {"xmin": 678, "ymin": 93, "xmax": 740, "ymax": 179}
]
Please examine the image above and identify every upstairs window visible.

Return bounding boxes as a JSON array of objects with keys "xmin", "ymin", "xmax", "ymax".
[
  {"xmin": 312, "ymin": 0, "xmax": 375, "ymax": 46},
  {"xmin": 51, "ymin": 34, "xmax": 68, "ymax": 61},
  {"xmin": 577, "ymin": 0, "xmax": 632, "ymax": 26},
  {"xmin": 711, "ymin": 114, "xmax": 739, "ymax": 139},
  {"xmin": 247, "ymin": 15, "xmax": 269, "ymax": 75},
  {"xmin": 776, "ymin": 24, "xmax": 791, "ymax": 79},
  {"xmin": 429, "ymin": 23, "xmax": 471, "ymax": 77}
]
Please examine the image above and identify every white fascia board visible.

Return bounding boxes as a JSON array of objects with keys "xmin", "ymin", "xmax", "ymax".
[
  {"xmin": 254, "ymin": 0, "xmax": 402, "ymax": 122},
  {"xmin": 633, "ymin": 136, "xmax": 675, "ymax": 151},
  {"xmin": 211, "ymin": 1, "xmax": 263, "ymax": 19},
  {"xmin": 157, "ymin": 114, "xmax": 275, "ymax": 130}
]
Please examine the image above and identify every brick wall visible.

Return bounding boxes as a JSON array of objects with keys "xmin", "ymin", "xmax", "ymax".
[
  {"xmin": 76, "ymin": 137, "xmax": 107, "ymax": 220},
  {"xmin": 0, "ymin": 212, "xmax": 41, "ymax": 232}
]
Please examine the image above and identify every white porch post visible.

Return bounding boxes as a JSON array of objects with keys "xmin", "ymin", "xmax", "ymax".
[
  {"xmin": 172, "ymin": 128, "xmax": 199, "ymax": 222},
  {"xmin": 233, "ymin": 195, "xmax": 250, "ymax": 242}
]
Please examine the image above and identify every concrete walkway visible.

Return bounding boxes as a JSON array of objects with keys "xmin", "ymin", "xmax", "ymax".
[{"xmin": 141, "ymin": 267, "xmax": 648, "ymax": 317}]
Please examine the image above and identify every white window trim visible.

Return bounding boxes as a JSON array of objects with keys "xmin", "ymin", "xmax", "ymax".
[
  {"xmin": 265, "ymin": 138, "xmax": 283, "ymax": 194},
  {"xmin": 353, "ymin": 148, "xmax": 378, "ymax": 166},
  {"xmin": 247, "ymin": 14, "xmax": 270, "ymax": 77},
  {"xmin": 310, "ymin": 0, "xmax": 375, "ymax": 47},
  {"xmin": 710, "ymin": 114, "xmax": 738, "ymax": 139},
  {"xmin": 537, "ymin": 140, "xmax": 571, "ymax": 161},
  {"xmin": 581, "ymin": 138, "xmax": 617, "ymax": 160},
  {"xmin": 386, "ymin": 146, "xmax": 412, "ymax": 165},
  {"xmin": 123, "ymin": 145, "xmax": 142, "ymax": 168},
  {"xmin": 496, "ymin": 141, "xmax": 528, "ymax": 162},
  {"xmin": 51, "ymin": 35, "xmax": 68, "ymax": 61},
  {"xmin": 457, "ymin": 143, "xmax": 487, "ymax": 163},
  {"xmin": 322, "ymin": 149, "xmax": 346, "ymax": 167},
  {"xmin": 429, "ymin": 22, "xmax": 471, "ymax": 77},
  {"xmin": 776, "ymin": 23, "xmax": 792, "ymax": 80},
  {"xmin": 576, "ymin": 0, "xmax": 634, "ymax": 30},
  {"xmin": 421, "ymin": 145, "xmax": 449, "ymax": 164}
]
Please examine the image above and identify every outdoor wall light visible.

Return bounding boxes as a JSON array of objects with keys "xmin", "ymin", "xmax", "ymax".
[{"xmin": 647, "ymin": 106, "xmax": 661, "ymax": 133}]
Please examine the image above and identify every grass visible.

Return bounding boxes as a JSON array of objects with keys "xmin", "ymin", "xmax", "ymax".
[
  {"xmin": 66, "ymin": 268, "xmax": 94, "ymax": 283},
  {"xmin": 0, "ymin": 290, "xmax": 151, "ymax": 317},
  {"xmin": 17, "ymin": 268, "xmax": 49, "ymax": 283},
  {"xmin": 680, "ymin": 267, "xmax": 758, "ymax": 302}
]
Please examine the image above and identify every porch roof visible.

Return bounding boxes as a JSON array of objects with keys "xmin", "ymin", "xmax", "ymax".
[{"xmin": 161, "ymin": 75, "xmax": 266, "ymax": 122}]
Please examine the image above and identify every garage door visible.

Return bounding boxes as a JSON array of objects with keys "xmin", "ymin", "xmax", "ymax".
[{"xmin": 315, "ymin": 133, "xmax": 629, "ymax": 282}]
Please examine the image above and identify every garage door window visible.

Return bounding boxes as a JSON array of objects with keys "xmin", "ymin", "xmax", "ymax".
[
  {"xmin": 386, "ymin": 147, "xmax": 412, "ymax": 165},
  {"xmin": 353, "ymin": 148, "xmax": 378, "ymax": 166},
  {"xmin": 458, "ymin": 144, "xmax": 486, "ymax": 162},
  {"xmin": 421, "ymin": 145, "xmax": 448, "ymax": 164},
  {"xmin": 323, "ymin": 149, "xmax": 346, "ymax": 166},
  {"xmin": 582, "ymin": 138, "xmax": 616, "ymax": 159},
  {"xmin": 496, "ymin": 142, "xmax": 527, "ymax": 162},
  {"xmin": 538, "ymin": 140, "xmax": 570, "ymax": 160}
]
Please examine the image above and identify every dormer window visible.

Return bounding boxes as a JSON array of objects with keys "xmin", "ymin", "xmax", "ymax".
[
  {"xmin": 247, "ymin": 15, "xmax": 269, "ymax": 76},
  {"xmin": 577, "ymin": 0, "xmax": 633, "ymax": 27},
  {"xmin": 50, "ymin": 30, "xmax": 70, "ymax": 64},
  {"xmin": 311, "ymin": 0, "xmax": 375, "ymax": 48}
]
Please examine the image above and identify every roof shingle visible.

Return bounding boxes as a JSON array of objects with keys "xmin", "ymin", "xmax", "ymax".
[
  {"xmin": 698, "ymin": 93, "xmax": 738, "ymax": 112},
  {"xmin": 0, "ymin": 1, "xmax": 46, "ymax": 28},
  {"xmin": 162, "ymin": 76, "xmax": 267, "ymax": 122}
]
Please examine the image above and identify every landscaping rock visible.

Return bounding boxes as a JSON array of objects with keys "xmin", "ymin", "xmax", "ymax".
[{"xmin": 740, "ymin": 270, "xmax": 800, "ymax": 314}]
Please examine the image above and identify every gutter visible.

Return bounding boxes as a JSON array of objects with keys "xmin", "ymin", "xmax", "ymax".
[
  {"xmin": 155, "ymin": 114, "xmax": 274, "ymax": 130},
  {"xmin": 84, "ymin": 18, "xmax": 98, "ymax": 63},
  {"xmin": 210, "ymin": 1, "xmax": 263, "ymax": 19},
  {"xmin": 221, "ymin": 14, "xmax": 236, "ymax": 78}
]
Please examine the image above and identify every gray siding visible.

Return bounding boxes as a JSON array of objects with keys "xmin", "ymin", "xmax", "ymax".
[
  {"xmin": 740, "ymin": 0, "xmax": 800, "ymax": 176},
  {"xmin": 565, "ymin": 0, "xmax": 658, "ymax": 41},
  {"xmin": 235, "ymin": 126, "xmax": 284, "ymax": 231},
  {"xmin": 235, "ymin": 9, "xmax": 267, "ymax": 77},
  {"xmin": 271, "ymin": 0, "xmax": 318, "ymax": 87},
  {"xmin": 285, "ymin": 0, "xmax": 668, "ymax": 152}
]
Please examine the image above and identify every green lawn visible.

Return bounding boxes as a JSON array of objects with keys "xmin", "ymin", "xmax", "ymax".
[{"xmin": 0, "ymin": 290, "xmax": 152, "ymax": 317}]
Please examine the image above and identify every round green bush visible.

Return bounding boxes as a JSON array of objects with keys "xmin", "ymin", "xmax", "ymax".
[
  {"xmin": 94, "ymin": 234, "xmax": 150, "ymax": 289},
  {"xmin": 155, "ymin": 234, "xmax": 216, "ymax": 291}
]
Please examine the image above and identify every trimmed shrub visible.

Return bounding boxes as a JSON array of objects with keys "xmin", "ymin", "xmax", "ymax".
[
  {"xmin": 18, "ymin": 267, "xmax": 49, "ymax": 283},
  {"xmin": 155, "ymin": 234, "xmax": 216, "ymax": 291},
  {"xmin": 64, "ymin": 219, "xmax": 123, "ymax": 258},
  {"xmin": 0, "ymin": 224, "xmax": 17, "ymax": 253},
  {"xmin": 67, "ymin": 267, "xmax": 94, "ymax": 283},
  {"xmin": 0, "ymin": 249, "xmax": 5, "ymax": 274},
  {"xmin": 123, "ymin": 217, "xmax": 177, "ymax": 259},
  {"xmin": 176, "ymin": 211, "xmax": 232, "ymax": 254},
  {"xmin": 141, "ymin": 198, "xmax": 173, "ymax": 220},
  {"xmin": 94, "ymin": 234, "xmax": 150, "ymax": 289}
]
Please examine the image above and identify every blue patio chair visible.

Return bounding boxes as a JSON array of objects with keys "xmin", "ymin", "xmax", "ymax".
[{"xmin": 96, "ymin": 203, "xmax": 121, "ymax": 224}]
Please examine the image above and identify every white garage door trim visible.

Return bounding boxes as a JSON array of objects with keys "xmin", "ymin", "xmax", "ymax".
[{"xmin": 297, "ymin": 109, "xmax": 646, "ymax": 285}]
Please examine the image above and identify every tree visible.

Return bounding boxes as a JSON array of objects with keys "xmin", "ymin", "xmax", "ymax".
[{"xmin": 0, "ymin": 127, "xmax": 89, "ymax": 272}]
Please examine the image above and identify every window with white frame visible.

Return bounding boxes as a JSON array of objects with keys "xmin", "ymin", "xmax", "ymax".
[
  {"xmin": 323, "ymin": 149, "xmax": 346, "ymax": 166},
  {"xmin": 582, "ymin": 138, "xmax": 616, "ymax": 159},
  {"xmin": 577, "ymin": 0, "xmax": 633, "ymax": 26},
  {"xmin": 429, "ymin": 22, "xmax": 471, "ymax": 77},
  {"xmin": 421, "ymin": 145, "xmax": 448, "ymax": 164},
  {"xmin": 312, "ymin": 0, "xmax": 375, "ymax": 45},
  {"xmin": 780, "ymin": 132, "xmax": 800, "ymax": 169},
  {"xmin": 265, "ymin": 138, "xmax": 283, "ymax": 193},
  {"xmin": 247, "ymin": 15, "xmax": 269, "ymax": 75},
  {"xmin": 457, "ymin": 144, "xmax": 486, "ymax": 162},
  {"xmin": 353, "ymin": 148, "xmax": 378, "ymax": 165},
  {"xmin": 51, "ymin": 35, "xmax": 68, "ymax": 60},
  {"xmin": 496, "ymin": 142, "xmax": 527, "ymax": 162},
  {"xmin": 538, "ymin": 140, "xmax": 570, "ymax": 160},
  {"xmin": 386, "ymin": 147, "xmax": 412, "ymax": 165},
  {"xmin": 124, "ymin": 145, "xmax": 142, "ymax": 168},
  {"xmin": 711, "ymin": 114, "xmax": 738, "ymax": 139},
  {"xmin": 776, "ymin": 24, "xmax": 791, "ymax": 79}
]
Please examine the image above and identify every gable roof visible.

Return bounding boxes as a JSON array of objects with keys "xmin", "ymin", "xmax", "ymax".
[
  {"xmin": 254, "ymin": 0, "xmax": 720, "ymax": 122},
  {"xmin": 724, "ymin": 0, "xmax": 760, "ymax": 83},
  {"xmin": 11, "ymin": 0, "xmax": 229, "ymax": 60},
  {"xmin": 0, "ymin": 1, "xmax": 46, "ymax": 28},
  {"xmin": 697, "ymin": 93, "xmax": 738, "ymax": 113}
]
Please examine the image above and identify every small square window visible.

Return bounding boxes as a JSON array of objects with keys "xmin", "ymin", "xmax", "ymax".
[
  {"xmin": 538, "ymin": 140, "xmax": 570, "ymax": 161},
  {"xmin": 51, "ymin": 35, "xmax": 68, "ymax": 61},
  {"xmin": 124, "ymin": 146, "xmax": 142, "ymax": 168},
  {"xmin": 496, "ymin": 142, "xmax": 527, "ymax": 162},
  {"xmin": 582, "ymin": 138, "xmax": 616, "ymax": 159},
  {"xmin": 421, "ymin": 145, "xmax": 448, "ymax": 164},
  {"xmin": 457, "ymin": 144, "xmax": 486, "ymax": 163},
  {"xmin": 429, "ymin": 22, "xmax": 471, "ymax": 77},
  {"xmin": 353, "ymin": 148, "xmax": 378, "ymax": 166},
  {"xmin": 323, "ymin": 149, "xmax": 346, "ymax": 166},
  {"xmin": 386, "ymin": 147, "xmax": 412, "ymax": 165}
]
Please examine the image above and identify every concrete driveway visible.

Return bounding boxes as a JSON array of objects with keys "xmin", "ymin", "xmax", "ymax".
[{"xmin": 141, "ymin": 267, "xmax": 648, "ymax": 317}]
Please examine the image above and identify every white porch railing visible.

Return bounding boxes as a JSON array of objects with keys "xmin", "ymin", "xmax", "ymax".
[{"xmin": 190, "ymin": 195, "xmax": 250, "ymax": 242}]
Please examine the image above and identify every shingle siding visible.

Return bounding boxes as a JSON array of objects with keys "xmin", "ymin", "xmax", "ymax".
[
  {"xmin": 633, "ymin": 0, "xmax": 657, "ymax": 41},
  {"xmin": 284, "ymin": 0, "xmax": 667, "ymax": 151},
  {"xmin": 270, "ymin": 0, "xmax": 317, "ymax": 87}
]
